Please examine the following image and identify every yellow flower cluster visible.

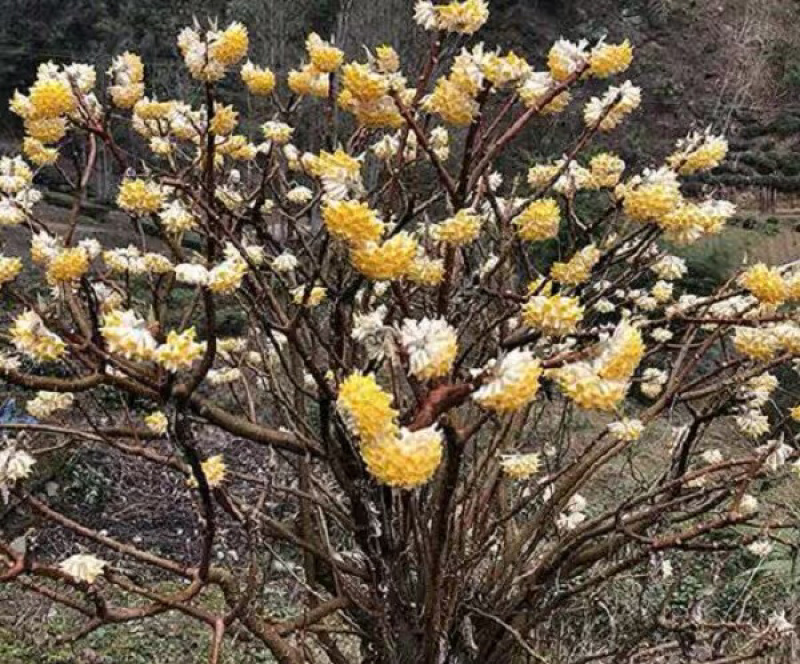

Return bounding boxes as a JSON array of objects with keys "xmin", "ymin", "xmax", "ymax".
[
  {"xmin": 101, "ymin": 309, "xmax": 158, "ymax": 361},
  {"xmin": 474, "ymin": 349, "xmax": 542, "ymax": 412},
  {"xmin": 482, "ymin": 51, "xmax": 531, "ymax": 89},
  {"xmin": 188, "ymin": 455, "xmax": 227, "ymax": 488},
  {"xmin": 46, "ymin": 247, "xmax": 90, "ymax": 284},
  {"xmin": 550, "ymin": 362, "xmax": 628, "ymax": 412},
  {"xmin": 528, "ymin": 161, "xmax": 562, "ymax": 189},
  {"xmin": 548, "ymin": 39, "xmax": 589, "ymax": 81},
  {"xmin": 518, "ymin": 72, "xmax": 570, "ymax": 113},
  {"xmin": 26, "ymin": 391, "xmax": 74, "ymax": 419},
  {"xmin": 522, "ymin": 294, "xmax": 584, "ymax": 336},
  {"xmin": 117, "ymin": 178, "xmax": 166, "ymax": 215},
  {"xmin": 144, "ymin": 411, "xmax": 169, "ymax": 435},
  {"xmin": 0, "ymin": 255, "xmax": 22, "ymax": 287},
  {"xmin": 658, "ymin": 199, "xmax": 735, "ymax": 245},
  {"xmin": 178, "ymin": 22, "xmax": 248, "ymax": 82},
  {"xmin": 109, "ymin": 52, "xmax": 145, "ymax": 109},
  {"xmin": 361, "ymin": 426, "xmax": 443, "ymax": 489},
  {"xmin": 499, "ymin": 452, "xmax": 541, "ymax": 479},
  {"xmin": 156, "ymin": 328, "xmax": 206, "ymax": 371},
  {"xmin": 433, "ymin": 0, "xmax": 489, "ymax": 34},
  {"xmin": 337, "ymin": 372, "xmax": 399, "ymax": 446},
  {"xmin": 589, "ymin": 40, "xmax": 634, "ymax": 78},
  {"xmin": 241, "ymin": 61, "xmax": 276, "ymax": 95},
  {"xmin": 307, "ymin": 33, "xmax": 344, "ymax": 73},
  {"xmin": 337, "ymin": 60, "xmax": 408, "ymax": 129},
  {"xmin": 209, "ymin": 23, "xmax": 249, "ymax": 66},
  {"xmin": 595, "ymin": 321, "xmax": 645, "ymax": 381},
  {"xmin": 351, "ymin": 232, "xmax": 417, "ymax": 281},
  {"xmin": 667, "ymin": 130, "xmax": 728, "ymax": 175},
  {"xmin": 23, "ymin": 137, "xmax": 59, "ymax": 166},
  {"xmin": 589, "ymin": 153, "xmax": 625, "ymax": 188},
  {"xmin": 621, "ymin": 168, "xmax": 682, "ymax": 222},
  {"xmin": 28, "ymin": 78, "xmax": 77, "ymax": 120},
  {"xmin": 407, "ymin": 255, "xmax": 445, "ymax": 286},
  {"xmin": 425, "ymin": 74, "xmax": 479, "ymax": 127},
  {"xmin": 10, "ymin": 310, "xmax": 66, "ymax": 362},
  {"xmin": 583, "ymin": 81, "xmax": 641, "ymax": 131},
  {"xmin": 791, "ymin": 405, "xmax": 800, "ymax": 423},
  {"xmin": 432, "ymin": 209, "xmax": 483, "ymax": 246},
  {"xmin": 550, "ymin": 244, "xmax": 601, "ymax": 286},
  {"xmin": 732, "ymin": 327, "xmax": 780, "ymax": 361},
  {"xmin": 308, "ymin": 148, "xmax": 363, "ymax": 201},
  {"xmin": 514, "ymin": 198, "xmax": 560, "ymax": 241},
  {"xmin": 738, "ymin": 264, "xmax": 788, "ymax": 305},
  {"xmin": 208, "ymin": 256, "xmax": 248, "ymax": 294},
  {"xmin": 203, "ymin": 455, "xmax": 227, "ymax": 488}
]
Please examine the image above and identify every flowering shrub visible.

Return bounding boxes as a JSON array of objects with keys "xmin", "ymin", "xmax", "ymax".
[{"xmin": 0, "ymin": 2, "xmax": 799, "ymax": 662}]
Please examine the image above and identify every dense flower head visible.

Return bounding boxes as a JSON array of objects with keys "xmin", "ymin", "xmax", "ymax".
[
  {"xmin": 551, "ymin": 362, "xmax": 628, "ymax": 412},
  {"xmin": 596, "ymin": 320, "xmax": 645, "ymax": 381},
  {"xmin": 732, "ymin": 326, "xmax": 781, "ymax": 361},
  {"xmin": 361, "ymin": 426, "xmax": 443, "ymax": 488},
  {"xmin": 209, "ymin": 22, "xmax": 249, "ymax": 66},
  {"xmin": 407, "ymin": 254, "xmax": 446, "ymax": 286},
  {"xmin": 514, "ymin": 198, "xmax": 560, "ymax": 241},
  {"xmin": 621, "ymin": 167, "xmax": 682, "ymax": 222},
  {"xmin": 10, "ymin": 310, "xmax": 66, "ymax": 362},
  {"xmin": 500, "ymin": 452, "xmax": 541, "ymax": 479},
  {"xmin": 583, "ymin": 81, "xmax": 641, "ymax": 131},
  {"xmin": 338, "ymin": 372, "xmax": 399, "ymax": 446},
  {"xmin": 241, "ymin": 61, "xmax": 276, "ymax": 95},
  {"xmin": 26, "ymin": 391, "xmax": 74, "ymax": 419},
  {"xmin": 0, "ymin": 447, "xmax": 35, "ymax": 488},
  {"xmin": 415, "ymin": 0, "xmax": 489, "ymax": 34},
  {"xmin": 518, "ymin": 72, "xmax": 571, "ymax": 113},
  {"xmin": 550, "ymin": 244, "xmax": 601, "ymax": 286},
  {"xmin": 589, "ymin": 153, "xmax": 625, "ymax": 188},
  {"xmin": 23, "ymin": 137, "xmax": 59, "ymax": 165},
  {"xmin": 431, "ymin": 209, "xmax": 483, "ymax": 245},
  {"xmin": 482, "ymin": 51, "xmax": 531, "ymax": 88},
  {"xmin": 400, "ymin": 318, "xmax": 458, "ymax": 380},
  {"xmin": 0, "ymin": 255, "xmax": 23, "ymax": 287},
  {"xmin": 306, "ymin": 33, "xmax": 344, "ymax": 73},
  {"xmin": 522, "ymin": 294, "xmax": 584, "ymax": 336},
  {"xmin": 351, "ymin": 233, "xmax": 417, "ymax": 281},
  {"xmin": 322, "ymin": 200, "xmax": 384, "ymax": 246},
  {"xmin": 474, "ymin": 349, "xmax": 542, "ymax": 412},
  {"xmin": 651, "ymin": 255, "xmax": 687, "ymax": 281},
  {"xmin": 117, "ymin": 178, "xmax": 166, "ymax": 215},
  {"xmin": 109, "ymin": 52, "xmax": 145, "ymax": 109},
  {"xmin": 308, "ymin": 149, "xmax": 364, "ymax": 201},
  {"xmin": 589, "ymin": 39, "xmax": 633, "ymax": 78},
  {"xmin": 657, "ymin": 199, "xmax": 735, "ymax": 245},
  {"xmin": 156, "ymin": 328, "xmax": 206, "ymax": 371},
  {"xmin": 738, "ymin": 264, "xmax": 788, "ymax": 305},
  {"xmin": 424, "ymin": 77, "xmax": 479, "ymax": 126},
  {"xmin": 208, "ymin": 256, "xmax": 248, "ymax": 294},
  {"xmin": 27, "ymin": 77, "xmax": 77, "ymax": 120},
  {"xmin": 548, "ymin": 39, "xmax": 589, "ymax": 81},
  {"xmin": 46, "ymin": 247, "xmax": 90, "ymax": 284},
  {"xmin": 667, "ymin": 129, "xmax": 728, "ymax": 175},
  {"xmin": 289, "ymin": 65, "xmax": 331, "ymax": 98},
  {"xmin": 101, "ymin": 309, "xmax": 158, "ymax": 361},
  {"xmin": 144, "ymin": 411, "xmax": 169, "ymax": 435}
]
